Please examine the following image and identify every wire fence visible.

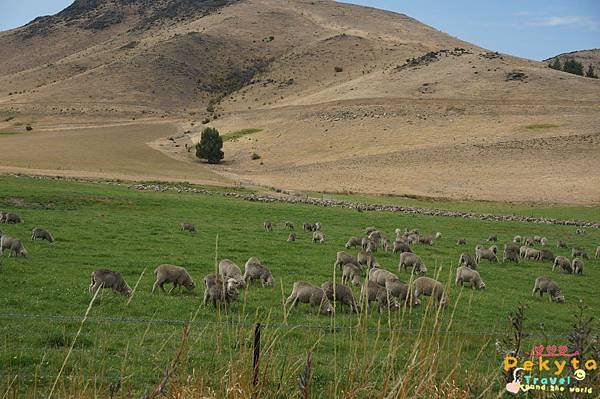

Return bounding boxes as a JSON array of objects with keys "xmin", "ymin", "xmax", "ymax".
[{"xmin": 0, "ymin": 312, "xmax": 568, "ymax": 338}]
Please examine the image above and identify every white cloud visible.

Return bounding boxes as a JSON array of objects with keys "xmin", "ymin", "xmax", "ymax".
[{"xmin": 529, "ymin": 16, "xmax": 599, "ymax": 30}]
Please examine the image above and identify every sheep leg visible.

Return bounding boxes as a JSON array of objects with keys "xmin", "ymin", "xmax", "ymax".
[
  {"xmin": 284, "ymin": 295, "xmax": 298, "ymax": 314},
  {"xmin": 152, "ymin": 280, "xmax": 160, "ymax": 293},
  {"xmin": 91, "ymin": 282, "xmax": 102, "ymax": 296},
  {"xmin": 168, "ymin": 282, "xmax": 177, "ymax": 294},
  {"xmin": 203, "ymin": 290, "xmax": 209, "ymax": 306}
]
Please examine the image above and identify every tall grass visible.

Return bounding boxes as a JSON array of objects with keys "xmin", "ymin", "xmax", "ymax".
[{"xmin": 1, "ymin": 274, "xmax": 507, "ymax": 398}]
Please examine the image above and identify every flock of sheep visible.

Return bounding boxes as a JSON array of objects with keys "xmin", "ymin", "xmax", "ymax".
[{"xmin": 1, "ymin": 210, "xmax": 598, "ymax": 315}]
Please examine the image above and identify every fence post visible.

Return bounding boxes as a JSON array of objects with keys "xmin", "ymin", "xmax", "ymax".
[{"xmin": 253, "ymin": 323, "xmax": 261, "ymax": 388}]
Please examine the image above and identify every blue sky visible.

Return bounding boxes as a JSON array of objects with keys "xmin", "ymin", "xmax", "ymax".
[{"xmin": 0, "ymin": 0, "xmax": 598, "ymax": 60}]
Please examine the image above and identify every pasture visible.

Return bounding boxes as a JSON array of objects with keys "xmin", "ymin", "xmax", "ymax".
[{"xmin": 0, "ymin": 175, "xmax": 598, "ymax": 398}]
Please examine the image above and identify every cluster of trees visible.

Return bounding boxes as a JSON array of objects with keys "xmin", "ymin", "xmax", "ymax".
[{"xmin": 548, "ymin": 58, "xmax": 598, "ymax": 78}]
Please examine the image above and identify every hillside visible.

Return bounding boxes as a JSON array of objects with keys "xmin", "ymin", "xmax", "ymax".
[
  {"xmin": 0, "ymin": 0, "xmax": 599, "ymax": 203},
  {"xmin": 545, "ymin": 48, "xmax": 600, "ymax": 76}
]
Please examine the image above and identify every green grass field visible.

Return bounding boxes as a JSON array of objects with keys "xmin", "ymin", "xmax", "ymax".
[{"xmin": 0, "ymin": 176, "xmax": 598, "ymax": 398}]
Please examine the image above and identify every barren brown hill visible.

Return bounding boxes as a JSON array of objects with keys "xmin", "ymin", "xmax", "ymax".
[{"xmin": 0, "ymin": 0, "xmax": 599, "ymax": 203}]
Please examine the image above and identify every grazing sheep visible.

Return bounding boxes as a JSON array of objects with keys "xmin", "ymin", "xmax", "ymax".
[
  {"xmin": 345, "ymin": 236, "xmax": 363, "ymax": 249},
  {"xmin": 571, "ymin": 248, "xmax": 589, "ymax": 259},
  {"xmin": 335, "ymin": 251, "xmax": 359, "ymax": 269},
  {"xmin": 0, "ymin": 211, "xmax": 5, "ymax": 223},
  {"xmin": 540, "ymin": 237, "xmax": 548, "ymax": 246},
  {"xmin": 264, "ymin": 221, "xmax": 273, "ymax": 232},
  {"xmin": 287, "ymin": 232, "xmax": 296, "ymax": 242},
  {"xmin": 596, "ymin": 246, "xmax": 600, "ymax": 259},
  {"xmin": 303, "ymin": 223, "xmax": 316, "ymax": 232},
  {"xmin": 312, "ymin": 231, "xmax": 325, "ymax": 243},
  {"xmin": 552, "ymin": 256, "xmax": 573, "ymax": 274},
  {"xmin": 361, "ymin": 280, "xmax": 400, "ymax": 312},
  {"xmin": 413, "ymin": 277, "xmax": 448, "ymax": 308},
  {"xmin": 365, "ymin": 239, "xmax": 377, "ymax": 253},
  {"xmin": 533, "ymin": 235, "xmax": 543, "ymax": 244},
  {"xmin": 435, "ymin": 232, "xmax": 442, "ymax": 240},
  {"xmin": 180, "ymin": 223, "xmax": 196, "ymax": 233},
  {"xmin": 385, "ymin": 279, "xmax": 419, "ymax": 306},
  {"xmin": 557, "ymin": 240, "xmax": 567, "ymax": 249},
  {"xmin": 341, "ymin": 263, "xmax": 361, "ymax": 286},
  {"xmin": 458, "ymin": 252, "xmax": 478, "ymax": 269},
  {"xmin": 314, "ymin": 222, "xmax": 322, "ymax": 231},
  {"xmin": 536, "ymin": 249, "xmax": 555, "ymax": 263},
  {"xmin": 406, "ymin": 228, "xmax": 420, "ymax": 236},
  {"xmin": 243, "ymin": 257, "xmax": 274, "ymax": 287},
  {"xmin": 357, "ymin": 250, "xmax": 375, "ymax": 269},
  {"xmin": 524, "ymin": 237, "xmax": 535, "ymax": 247},
  {"xmin": 365, "ymin": 226, "xmax": 378, "ymax": 235},
  {"xmin": 486, "ymin": 235, "xmax": 497, "ymax": 243},
  {"xmin": 218, "ymin": 259, "xmax": 245, "ymax": 288},
  {"xmin": 31, "ymin": 227, "xmax": 54, "ymax": 243},
  {"xmin": 405, "ymin": 233, "xmax": 420, "ymax": 245},
  {"xmin": 532, "ymin": 276, "xmax": 565, "ymax": 303},
  {"xmin": 367, "ymin": 233, "xmax": 381, "ymax": 250},
  {"xmin": 455, "ymin": 266, "xmax": 486, "ymax": 290},
  {"xmin": 475, "ymin": 245, "xmax": 498, "ymax": 263},
  {"xmin": 575, "ymin": 228, "xmax": 586, "ymax": 235},
  {"xmin": 89, "ymin": 269, "xmax": 131, "ymax": 297},
  {"xmin": 418, "ymin": 235, "xmax": 434, "ymax": 246},
  {"xmin": 321, "ymin": 282, "xmax": 359, "ymax": 313},
  {"xmin": 456, "ymin": 238, "xmax": 467, "ymax": 245},
  {"xmin": 361, "ymin": 237, "xmax": 370, "ymax": 251},
  {"xmin": 399, "ymin": 252, "xmax": 427, "ymax": 275},
  {"xmin": 0, "ymin": 236, "xmax": 28, "ymax": 257},
  {"xmin": 519, "ymin": 245, "xmax": 528, "ymax": 259},
  {"xmin": 503, "ymin": 243, "xmax": 520, "ymax": 263},
  {"xmin": 285, "ymin": 282, "xmax": 333, "ymax": 315},
  {"xmin": 523, "ymin": 247, "xmax": 541, "ymax": 261},
  {"xmin": 4, "ymin": 213, "xmax": 23, "ymax": 224},
  {"xmin": 368, "ymin": 230, "xmax": 381, "ymax": 241},
  {"xmin": 513, "ymin": 235, "xmax": 522, "ymax": 244},
  {"xmin": 392, "ymin": 240, "xmax": 412, "ymax": 254},
  {"xmin": 203, "ymin": 274, "xmax": 239, "ymax": 307},
  {"xmin": 382, "ymin": 237, "xmax": 392, "ymax": 252},
  {"xmin": 571, "ymin": 258, "xmax": 584, "ymax": 275},
  {"xmin": 153, "ymin": 264, "xmax": 196, "ymax": 293},
  {"xmin": 368, "ymin": 268, "xmax": 400, "ymax": 286},
  {"xmin": 284, "ymin": 221, "xmax": 294, "ymax": 230}
]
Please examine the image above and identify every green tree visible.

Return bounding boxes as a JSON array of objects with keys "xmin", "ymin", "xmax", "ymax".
[
  {"xmin": 548, "ymin": 58, "xmax": 562, "ymax": 70},
  {"xmin": 562, "ymin": 59, "xmax": 584, "ymax": 76},
  {"xmin": 585, "ymin": 64, "xmax": 598, "ymax": 79},
  {"xmin": 196, "ymin": 127, "xmax": 224, "ymax": 164}
]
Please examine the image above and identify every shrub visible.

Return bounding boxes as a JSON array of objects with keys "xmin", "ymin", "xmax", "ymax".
[
  {"xmin": 562, "ymin": 59, "xmax": 584, "ymax": 76},
  {"xmin": 548, "ymin": 58, "xmax": 561, "ymax": 71},
  {"xmin": 196, "ymin": 127, "xmax": 224, "ymax": 164},
  {"xmin": 585, "ymin": 65, "xmax": 598, "ymax": 79},
  {"xmin": 251, "ymin": 152, "xmax": 261, "ymax": 160},
  {"xmin": 25, "ymin": 124, "xmax": 33, "ymax": 131},
  {"xmin": 334, "ymin": 66, "xmax": 343, "ymax": 73}
]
